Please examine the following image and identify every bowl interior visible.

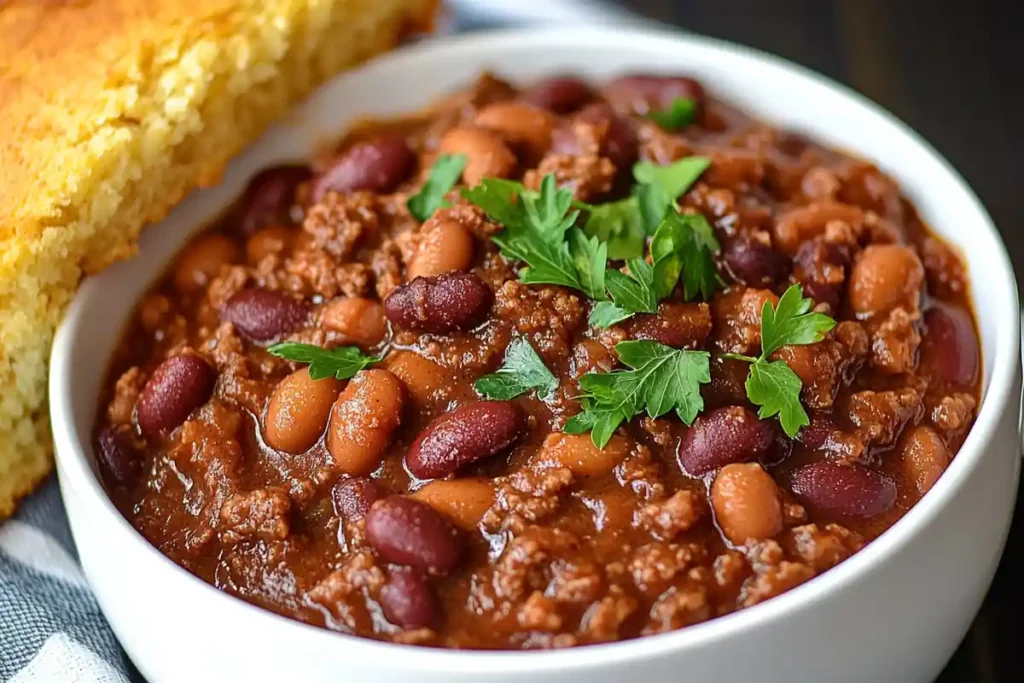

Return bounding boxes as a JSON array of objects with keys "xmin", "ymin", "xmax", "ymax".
[{"xmin": 50, "ymin": 26, "xmax": 1019, "ymax": 671}]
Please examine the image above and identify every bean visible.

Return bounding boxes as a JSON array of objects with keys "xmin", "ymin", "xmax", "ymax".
[
  {"xmin": 711, "ymin": 463, "xmax": 784, "ymax": 545},
  {"xmin": 96, "ymin": 425, "xmax": 142, "ymax": 486},
  {"xmin": 603, "ymin": 74, "xmax": 706, "ymax": 114},
  {"xmin": 384, "ymin": 272, "xmax": 491, "ymax": 334},
  {"xmin": 789, "ymin": 461, "xmax": 896, "ymax": 518},
  {"xmin": 311, "ymin": 138, "xmax": 415, "ymax": 201},
  {"xmin": 849, "ymin": 244, "xmax": 924, "ymax": 316},
  {"xmin": 524, "ymin": 75, "xmax": 595, "ymax": 113},
  {"xmin": 411, "ymin": 479, "xmax": 495, "ymax": 530},
  {"xmin": 627, "ymin": 302, "xmax": 712, "ymax": 349},
  {"xmin": 897, "ymin": 425, "xmax": 951, "ymax": 495},
  {"xmin": 406, "ymin": 401, "xmax": 524, "ymax": 479},
  {"xmin": 379, "ymin": 568, "xmax": 440, "ymax": 629},
  {"xmin": 792, "ymin": 240, "xmax": 851, "ymax": 311},
  {"xmin": 677, "ymin": 406, "xmax": 773, "ymax": 475},
  {"xmin": 773, "ymin": 202, "xmax": 864, "ymax": 255},
  {"xmin": 172, "ymin": 234, "xmax": 242, "ymax": 294},
  {"xmin": 474, "ymin": 102, "xmax": 555, "ymax": 159},
  {"xmin": 724, "ymin": 238, "xmax": 791, "ymax": 288},
  {"xmin": 365, "ymin": 496, "xmax": 461, "ymax": 571},
  {"xmin": 246, "ymin": 225, "xmax": 295, "ymax": 265},
  {"xmin": 573, "ymin": 103, "xmax": 638, "ymax": 170},
  {"xmin": 136, "ymin": 355, "xmax": 216, "ymax": 435},
  {"xmin": 384, "ymin": 351, "xmax": 453, "ymax": 407},
  {"xmin": 531, "ymin": 432, "xmax": 629, "ymax": 477},
  {"xmin": 407, "ymin": 218, "xmax": 475, "ymax": 280},
  {"xmin": 920, "ymin": 304, "xmax": 979, "ymax": 386},
  {"xmin": 231, "ymin": 165, "xmax": 311, "ymax": 236},
  {"xmin": 222, "ymin": 288, "xmax": 309, "ymax": 342},
  {"xmin": 327, "ymin": 369, "xmax": 405, "ymax": 476},
  {"xmin": 332, "ymin": 477, "xmax": 382, "ymax": 522},
  {"xmin": 320, "ymin": 297, "xmax": 387, "ymax": 348},
  {"xmin": 439, "ymin": 127, "xmax": 516, "ymax": 187},
  {"xmin": 264, "ymin": 369, "xmax": 342, "ymax": 454}
]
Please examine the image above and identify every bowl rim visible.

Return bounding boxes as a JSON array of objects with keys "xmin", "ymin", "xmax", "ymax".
[{"xmin": 49, "ymin": 24, "xmax": 1020, "ymax": 674}]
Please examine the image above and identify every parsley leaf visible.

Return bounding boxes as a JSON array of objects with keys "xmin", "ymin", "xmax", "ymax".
[
  {"xmin": 406, "ymin": 154, "xmax": 467, "ymax": 221},
  {"xmin": 268, "ymin": 342, "xmax": 381, "ymax": 381},
  {"xmin": 565, "ymin": 340, "xmax": 711, "ymax": 448},
  {"xmin": 566, "ymin": 228, "xmax": 608, "ymax": 300},
  {"xmin": 727, "ymin": 284, "xmax": 837, "ymax": 437},
  {"xmin": 581, "ymin": 196, "xmax": 646, "ymax": 260},
  {"xmin": 633, "ymin": 156, "xmax": 711, "ymax": 232},
  {"xmin": 475, "ymin": 337, "xmax": 558, "ymax": 400},
  {"xmin": 650, "ymin": 211, "xmax": 722, "ymax": 301},
  {"xmin": 648, "ymin": 97, "xmax": 697, "ymax": 131}
]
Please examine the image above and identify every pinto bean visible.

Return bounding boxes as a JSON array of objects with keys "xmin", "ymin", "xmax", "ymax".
[
  {"xmin": 405, "ymin": 401, "xmax": 524, "ymax": 479},
  {"xmin": 525, "ymin": 76, "xmax": 595, "ymax": 113},
  {"xmin": 384, "ymin": 351, "xmax": 453, "ymax": 407},
  {"xmin": 264, "ymin": 369, "xmax": 342, "ymax": 454},
  {"xmin": 407, "ymin": 218, "xmax": 475, "ymax": 280},
  {"xmin": 172, "ymin": 234, "xmax": 242, "ymax": 294},
  {"xmin": 231, "ymin": 165, "xmax": 311, "ymax": 236},
  {"xmin": 380, "ymin": 568, "xmax": 440, "ymax": 629},
  {"xmin": 384, "ymin": 272, "xmax": 491, "ymax": 334},
  {"xmin": 789, "ymin": 461, "xmax": 896, "ymax": 518},
  {"xmin": 439, "ymin": 127, "xmax": 516, "ymax": 186},
  {"xmin": 411, "ymin": 479, "xmax": 495, "ymax": 530},
  {"xmin": 311, "ymin": 138, "xmax": 415, "ymax": 201},
  {"xmin": 475, "ymin": 102, "xmax": 555, "ymax": 159},
  {"xmin": 246, "ymin": 225, "xmax": 295, "ymax": 265},
  {"xmin": 320, "ymin": 297, "xmax": 387, "ymax": 348},
  {"xmin": 677, "ymin": 406, "xmax": 773, "ymax": 475},
  {"xmin": 136, "ymin": 355, "xmax": 216, "ymax": 436},
  {"xmin": 603, "ymin": 74, "xmax": 706, "ymax": 114},
  {"xmin": 332, "ymin": 477, "xmax": 382, "ymax": 522},
  {"xmin": 222, "ymin": 288, "xmax": 309, "ymax": 342},
  {"xmin": 772, "ymin": 202, "xmax": 864, "ymax": 255},
  {"xmin": 626, "ymin": 302, "xmax": 713, "ymax": 349},
  {"xmin": 849, "ymin": 244, "xmax": 924, "ymax": 316},
  {"xmin": 531, "ymin": 432, "xmax": 629, "ymax": 477},
  {"xmin": 712, "ymin": 463, "xmax": 784, "ymax": 545},
  {"xmin": 897, "ymin": 425, "xmax": 951, "ymax": 495},
  {"xmin": 327, "ymin": 369, "xmax": 404, "ymax": 476},
  {"xmin": 724, "ymin": 237, "xmax": 791, "ymax": 288},
  {"xmin": 920, "ymin": 304, "xmax": 979, "ymax": 386},
  {"xmin": 365, "ymin": 496, "xmax": 461, "ymax": 571},
  {"xmin": 97, "ymin": 425, "xmax": 142, "ymax": 486}
]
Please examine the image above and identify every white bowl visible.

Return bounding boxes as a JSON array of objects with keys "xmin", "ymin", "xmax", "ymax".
[{"xmin": 50, "ymin": 26, "xmax": 1021, "ymax": 683}]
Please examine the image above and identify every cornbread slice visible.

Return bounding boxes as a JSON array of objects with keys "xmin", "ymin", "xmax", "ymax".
[{"xmin": 0, "ymin": 0, "xmax": 438, "ymax": 519}]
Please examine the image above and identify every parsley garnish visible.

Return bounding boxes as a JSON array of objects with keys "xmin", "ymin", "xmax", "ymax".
[
  {"xmin": 725, "ymin": 284, "xmax": 837, "ymax": 437},
  {"xmin": 267, "ymin": 342, "xmax": 381, "ymax": 380},
  {"xmin": 474, "ymin": 337, "xmax": 558, "ymax": 400},
  {"xmin": 648, "ymin": 97, "xmax": 697, "ymax": 131},
  {"xmin": 406, "ymin": 154, "xmax": 467, "ymax": 221},
  {"xmin": 565, "ymin": 340, "xmax": 712, "ymax": 448}
]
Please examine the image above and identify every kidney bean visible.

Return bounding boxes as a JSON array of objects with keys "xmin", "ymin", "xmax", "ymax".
[
  {"xmin": 136, "ymin": 355, "xmax": 216, "ymax": 435},
  {"xmin": 379, "ymin": 568, "xmax": 439, "ymax": 629},
  {"xmin": 311, "ymin": 138, "xmax": 415, "ymax": 201},
  {"xmin": 365, "ymin": 496, "xmax": 461, "ymax": 571},
  {"xmin": 531, "ymin": 432, "xmax": 629, "ymax": 478},
  {"xmin": 573, "ymin": 103, "xmax": 638, "ymax": 171},
  {"xmin": 524, "ymin": 76, "xmax": 595, "ymax": 114},
  {"xmin": 848, "ymin": 244, "xmax": 924, "ymax": 316},
  {"xmin": 231, "ymin": 165, "xmax": 311, "ymax": 236},
  {"xmin": 474, "ymin": 102, "xmax": 555, "ymax": 160},
  {"xmin": 407, "ymin": 218, "xmax": 475, "ymax": 280},
  {"xmin": 172, "ymin": 234, "xmax": 242, "ymax": 294},
  {"xmin": 406, "ymin": 401, "xmax": 524, "ymax": 479},
  {"xmin": 603, "ymin": 74, "xmax": 706, "ymax": 114},
  {"xmin": 439, "ymin": 127, "xmax": 516, "ymax": 187},
  {"xmin": 96, "ymin": 425, "xmax": 142, "ymax": 486},
  {"xmin": 384, "ymin": 272, "xmax": 491, "ymax": 334},
  {"xmin": 724, "ymin": 238, "xmax": 791, "ymax": 288},
  {"xmin": 264, "ymin": 369, "xmax": 342, "ymax": 454},
  {"xmin": 792, "ymin": 240, "xmax": 851, "ymax": 311},
  {"xmin": 411, "ymin": 478, "xmax": 495, "ymax": 530},
  {"xmin": 789, "ymin": 461, "xmax": 896, "ymax": 518},
  {"xmin": 677, "ymin": 406, "xmax": 773, "ymax": 475},
  {"xmin": 711, "ymin": 463, "xmax": 784, "ymax": 545},
  {"xmin": 920, "ymin": 304, "xmax": 979, "ymax": 386},
  {"xmin": 222, "ymin": 288, "xmax": 309, "ymax": 342},
  {"xmin": 328, "ymin": 369, "xmax": 405, "ymax": 476},
  {"xmin": 897, "ymin": 425, "xmax": 951, "ymax": 495},
  {"xmin": 332, "ymin": 477, "xmax": 382, "ymax": 522},
  {"xmin": 320, "ymin": 297, "xmax": 387, "ymax": 348}
]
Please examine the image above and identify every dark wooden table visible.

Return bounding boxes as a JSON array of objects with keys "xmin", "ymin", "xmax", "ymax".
[{"xmin": 617, "ymin": 1, "xmax": 1022, "ymax": 680}]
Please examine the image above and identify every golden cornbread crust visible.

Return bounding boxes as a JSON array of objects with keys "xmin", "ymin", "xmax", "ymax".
[{"xmin": 0, "ymin": 0, "xmax": 438, "ymax": 519}]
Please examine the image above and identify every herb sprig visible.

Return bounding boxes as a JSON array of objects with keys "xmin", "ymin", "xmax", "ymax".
[
  {"xmin": 725, "ymin": 284, "xmax": 837, "ymax": 436},
  {"xmin": 406, "ymin": 154, "xmax": 467, "ymax": 221},
  {"xmin": 474, "ymin": 337, "xmax": 558, "ymax": 400},
  {"xmin": 565, "ymin": 340, "xmax": 712, "ymax": 448},
  {"xmin": 648, "ymin": 97, "xmax": 697, "ymax": 131},
  {"xmin": 268, "ymin": 342, "xmax": 381, "ymax": 380}
]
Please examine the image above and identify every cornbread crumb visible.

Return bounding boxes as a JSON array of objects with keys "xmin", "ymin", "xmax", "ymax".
[{"xmin": 0, "ymin": 0, "xmax": 437, "ymax": 518}]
